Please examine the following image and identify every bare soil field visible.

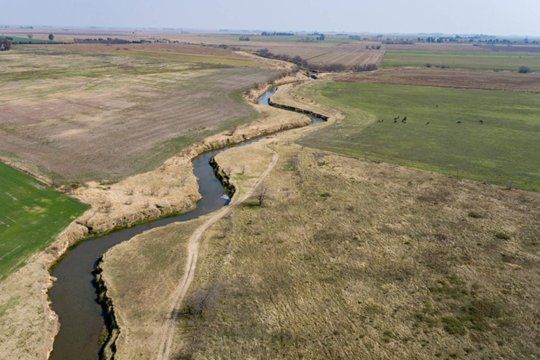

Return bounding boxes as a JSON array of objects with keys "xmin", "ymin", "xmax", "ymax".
[
  {"xmin": 385, "ymin": 43, "xmax": 540, "ymax": 52},
  {"xmin": 0, "ymin": 44, "xmax": 279, "ymax": 183},
  {"xmin": 153, "ymin": 33, "xmax": 385, "ymax": 70},
  {"xmin": 334, "ymin": 67, "xmax": 540, "ymax": 92}
]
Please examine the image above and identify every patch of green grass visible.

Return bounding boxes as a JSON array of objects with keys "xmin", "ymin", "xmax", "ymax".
[
  {"xmin": 0, "ymin": 36, "xmax": 61, "ymax": 44},
  {"xmin": 299, "ymin": 81, "xmax": 540, "ymax": 191},
  {"xmin": 0, "ymin": 162, "xmax": 88, "ymax": 279},
  {"xmin": 383, "ymin": 50, "xmax": 540, "ymax": 72}
]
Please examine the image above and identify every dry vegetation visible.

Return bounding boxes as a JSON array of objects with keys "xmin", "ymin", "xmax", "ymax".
[
  {"xmin": 144, "ymin": 33, "xmax": 385, "ymax": 70},
  {"xmin": 0, "ymin": 43, "xmax": 278, "ymax": 183},
  {"xmin": 0, "ymin": 90, "xmax": 310, "ymax": 360},
  {"xmin": 99, "ymin": 80, "xmax": 539, "ymax": 358},
  {"xmin": 101, "ymin": 138, "xmax": 539, "ymax": 359},
  {"xmin": 334, "ymin": 67, "xmax": 540, "ymax": 92},
  {"xmin": 100, "ymin": 138, "xmax": 279, "ymax": 359}
]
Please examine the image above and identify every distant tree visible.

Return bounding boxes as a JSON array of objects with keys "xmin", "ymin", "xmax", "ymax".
[
  {"xmin": 518, "ymin": 66, "xmax": 531, "ymax": 73},
  {"xmin": 256, "ymin": 185, "xmax": 269, "ymax": 207},
  {"xmin": 48, "ymin": 33, "xmax": 55, "ymax": 41},
  {"xmin": 0, "ymin": 37, "xmax": 12, "ymax": 51}
]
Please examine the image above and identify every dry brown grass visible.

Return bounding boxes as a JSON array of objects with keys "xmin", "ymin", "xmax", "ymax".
[
  {"xmin": 174, "ymin": 144, "xmax": 539, "ymax": 359},
  {"xmin": 334, "ymin": 67, "xmax": 540, "ymax": 92},
  {"xmin": 100, "ymin": 219, "xmax": 202, "ymax": 359},
  {"xmin": 101, "ymin": 138, "xmax": 279, "ymax": 359},
  {"xmin": 0, "ymin": 44, "xmax": 277, "ymax": 183},
  {"xmin": 100, "ymin": 127, "xmax": 539, "ymax": 359}
]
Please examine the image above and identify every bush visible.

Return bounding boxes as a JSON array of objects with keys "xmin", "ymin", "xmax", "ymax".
[
  {"xmin": 518, "ymin": 66, "xmax": 531, "ymax": 73},
  {"xmin": 351, "ymin": 63, "xmax": 378, "ymax": 72},
  {"xmin": 0, "ymin": 37, "xmax": 12, "ymax": 51}
]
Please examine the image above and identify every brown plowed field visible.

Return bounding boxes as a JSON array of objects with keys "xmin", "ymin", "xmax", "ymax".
[
  {"xmin": 0, "ymin": 44, "xmax": 278, "ymax": 183},
  {"xmin": 334, "ymin": 67, "xmax": 540, "ymax": 92}
]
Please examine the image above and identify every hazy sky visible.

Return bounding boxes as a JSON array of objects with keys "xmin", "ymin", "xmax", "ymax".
[{"xmin": 2, "ymin": 0, "xmax": 540, "ymax": 36}]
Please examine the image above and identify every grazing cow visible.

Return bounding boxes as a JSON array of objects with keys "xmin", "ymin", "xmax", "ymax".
[
  {"xmin": 393, "ymin": 115, "xmax": 400, "ymax": 120},
  {"xmin": 402, "ymin": 116, "xmax": 407, "ymax": 123}
]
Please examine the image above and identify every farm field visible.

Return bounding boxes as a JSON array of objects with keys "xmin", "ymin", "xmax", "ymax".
[
  {"xmin": 383, "ymin": 49, "xmax": 540, "ymax": 71},
  {"xmin": 298, "ymin": 82, "xmax": 540, "ymax": 191},
  {"xmin": 156, "ymin": 33, "xmax": 385, "ymax": 70},
  {"xmin": 102, "ymin": 140, "xmax": 540, "ymax": 359},
  {"xmin": 0, "ymin": 162, "xmax": 88, "ymax": 279},
  {"xmin": 334, "ymin": 67, "xmax": 540, "ymax": 92},
  {"xmin": 0, "ymin": 44, "xmax": 278, "ymax": 183}
]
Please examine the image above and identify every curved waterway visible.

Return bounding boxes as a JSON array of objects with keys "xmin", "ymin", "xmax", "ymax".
[{"xmin": 49, "ymin": 87, "xmax": 324, "ymax": 359}]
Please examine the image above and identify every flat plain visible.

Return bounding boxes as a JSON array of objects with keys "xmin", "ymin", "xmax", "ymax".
[
  {"xmin": 298, "ymin": 81, "xmax": 540, "ymax": 191},
  {"xmin": 153, "ymin": 33, "xmax": 385, "ymax": 70},
  {"xmin": 0, "ymin": 162, "xmax": 87, "ymax": 279},
  {"xmin": 0, "ymin": 44, "xmax": 278, "ymax": 183},
  {"xmin": 383, "ymin": 49, "xmax": 540, "ymax": 71},
  {"xmin": 334, "ymin": 67, "xmax": 540, "ymax": 92},
  {"xmin": 102, "ymin": 139, "xmax": 539, "ymax": 359}
]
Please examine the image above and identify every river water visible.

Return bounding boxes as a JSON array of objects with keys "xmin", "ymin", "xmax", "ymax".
[{"xmin": 49, "ymin": 87, "xmax": 324, "ymax": 359}]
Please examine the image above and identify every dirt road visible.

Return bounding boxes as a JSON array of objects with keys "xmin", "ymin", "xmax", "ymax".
[{"xmin": 155, "ymin": 147, "xmax": 279, "ymax": 360}]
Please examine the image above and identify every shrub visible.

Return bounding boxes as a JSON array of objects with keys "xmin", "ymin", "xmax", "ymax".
[
  {"xmin": 0, "ymin": 37, "xmax": 12, "ymax": 51},
  {"xmin": 494, "ymin": 232, "xmax": 511, "ymax": 240},
  {"xmin": 518, "ymin": 66, "xmax": 531, "ymax": 73}
]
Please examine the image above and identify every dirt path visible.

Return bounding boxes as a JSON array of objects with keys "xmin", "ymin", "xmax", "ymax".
[{"xmin": 155, "ymin": 146, "xmax": 279, "ymax": 360}]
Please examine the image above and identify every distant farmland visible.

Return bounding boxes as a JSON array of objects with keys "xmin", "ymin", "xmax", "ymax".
[
  {"xmin": 0, "ymin": 162, "xmax": 87, "ymax": 279},
  {"xmin": 0, "ymin": 44, "xmax": 279, "ymax": 183},
  {"xmin": 299, "ymin": 81, "xmax": 540, "ymax": 191},
  {"xmin": 148, "ymin": 33, "xmax": 385, "ymax": 71},
  {"xmin": 383, "ymin": 49, "xmax": 540, "ymax": 72},
  {"xmin": 254, "ymin": 42, "xmax": 384, "ymax": 70}
]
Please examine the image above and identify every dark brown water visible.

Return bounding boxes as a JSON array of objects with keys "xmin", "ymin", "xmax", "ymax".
[{"xmin": 49, "ymin": 87, "xmax": 325, "ymax": 360}]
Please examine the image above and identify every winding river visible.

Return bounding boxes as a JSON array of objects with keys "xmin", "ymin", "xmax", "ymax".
[{"xmin": 49, "ymin": 86, "xmax": 324, "ymax": 359}]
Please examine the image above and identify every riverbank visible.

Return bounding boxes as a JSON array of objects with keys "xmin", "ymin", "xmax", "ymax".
[
  {"xmin": 0, "ymin": 71, "xmax": 312, "ymax": 360},
  {"xmin": 96, "ymin": 77, "xmax": 340, "ymax": 359}
]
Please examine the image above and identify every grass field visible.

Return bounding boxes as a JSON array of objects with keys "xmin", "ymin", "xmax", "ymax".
[
  {"xmin": 383, "ymin": 50, "xmax": 540, "ymax": 72},
  {"xmin": 298, "ymin": 82, "xmax": 540, "ymax": 191},
  {"xmin": 0, "ymin": 162, "xmax": 88, "ymax": 279},
  {"xmin": 0, "ymin": 36, "xmax": 60, "ymax": 44},
  {"xmin": 334, "ymin": 67, "xmax": 540, "ymax": 93},
  {"xmin": 102, "ymin": 140, "xmax": 539, "ymax": 359},
  {"xmin": 0, "ymin": 44, "xmax": 278, "ymax": 183}
]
